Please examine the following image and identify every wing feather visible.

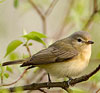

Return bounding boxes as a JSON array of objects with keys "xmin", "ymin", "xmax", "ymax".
[{"xmin": 21, "ymin": 39, "xmax": 78, "ymax": 67}]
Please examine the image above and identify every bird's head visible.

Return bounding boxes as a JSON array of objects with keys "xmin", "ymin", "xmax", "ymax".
[{"xmin": 69, "ymin": 31, "xmax": 94, "ymax": 51}]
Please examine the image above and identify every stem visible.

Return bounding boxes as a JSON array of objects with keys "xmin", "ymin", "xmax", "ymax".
[
  {"xmin": 0, "ymin": 69, "xmax": 27, "ymax": 86},
  {"xmin": 1, "ymin": 66, "xmax": 4, "ymax": 84},
  {"xmin": 42, "ymin": 17, "xmax": 47, "ymax": 43},
  {"xmin": 25, "ymin": 40, "xmax": 31, "ymax": 57},
  {"xmin": 82, "ymin": 0, "xmax": 99, "ymax": 30},
  {"xmin": 45, "ymin": 0, "xmax": 59, "ymax": 16}
]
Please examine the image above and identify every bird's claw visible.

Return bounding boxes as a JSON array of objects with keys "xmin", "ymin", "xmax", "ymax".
[
  {"xmin": 47, "ymin": 81, "xmax": 51, "ymax": 89},
  {"xmin": 67, "ymin": 77, "xmax": 73, "ymax": 86},
  {"xmin": 67, "ymin": 79, "xmax": 72, "ymax": 86}
]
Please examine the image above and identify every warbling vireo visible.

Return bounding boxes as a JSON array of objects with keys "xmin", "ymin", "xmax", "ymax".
[{"xmin": 3, "ymin": 31, "xmax": 94, "ymax": 79}]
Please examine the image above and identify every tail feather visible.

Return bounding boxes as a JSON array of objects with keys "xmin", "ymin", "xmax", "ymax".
[
  {"xmin": 2, "ymin": 59, "xmax": 26, "ymax": 66},
  {"xmin": 20, "ymin": 62, "xmax": 33, "ymax": 67}
]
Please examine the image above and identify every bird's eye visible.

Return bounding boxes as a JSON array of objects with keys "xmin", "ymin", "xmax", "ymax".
[{"xmin": 77, "ymin": 39, "xmax": 82, "ymax": 42}]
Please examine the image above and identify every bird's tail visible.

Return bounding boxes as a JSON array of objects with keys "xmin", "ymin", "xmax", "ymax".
[{"xmin": 2, "ymin": 59, "xmax": 27, "ymax": 66}]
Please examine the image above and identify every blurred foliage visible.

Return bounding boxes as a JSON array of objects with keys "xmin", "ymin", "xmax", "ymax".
[
  {"xmin": 0, "ymin": 89, "xmax": 9, "ymax": 93},
  {"xmin": 8, "ymin": 52, "xmax": 20, "ymax": 61},
  {"xmin": 0, "ymin": 0, "xmax": 6, "ymax": 3},
  {"xmin": 72, "ymin": 88, "xmax": 88, "ymax": 93},
  {"xmin": 70, "ymin": 0, "xmax": 90, "ymax": 29},
  {"xmin": 15, "ymin": 87, "xmax": 23, "ymax": 93},
  {"xmin": 6, "ymin": 66, "xmax": 13, "ymax": 73},
  {"xmin": 74, "ymin": 2, "xmax": 84, "ymax": 15},
  {"xmin": 0, "ymin": 31, "xmax": 47, "ymax": 83},
  {"xmin": 4, "ymin": 73, "xmax": 9, "ymax": 78},
  {"xmin": 90, "ymin": 71, "xmax": 100, "ymax": 83},
  {"xmin": 1, "ymin": 0, "xmax": 100, "ymax": 92},
  {"xmin": 4, "ymin": 31, "xmax": 46, "ymax": 58},
  {"xmin": 93, "ymin": 12, "xmax": 100, "ymax": 23},
  {"xmin": 14, "ymin": 0, "xmax": 19, "ymax": 8}
]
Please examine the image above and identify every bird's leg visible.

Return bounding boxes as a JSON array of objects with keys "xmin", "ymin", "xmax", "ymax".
[
  {"xmin": 47, "ymin": 73, "xmax": 51, "ymax": 89},
  {"xmin": 48, "ymin": 73, "xmax": 51, "ymax": 83}
]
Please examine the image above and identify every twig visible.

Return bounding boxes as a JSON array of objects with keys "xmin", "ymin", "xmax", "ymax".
[
  {"xmin": 28, "ymin": 89, "xmax": 47, "ymax": 93},
  {"xmin": 96, "ymin": 88, "xmax": 100, "ymax": 93},
  {"xmin": 28, "ymin": 0, "xmax": 59, "ymax": 42},
  {"xmin": 26, "ymin": 1, "xmax": 59, "ymax": 87},
  {"xmin": 36, "ymin": 72, "xmax": 47, "ymax": 83},
  {"xmin": 42, "ymin": 17, "xmax": 47, "ymax": 40},
  {"xmin": 1, "ymin": 66, "xmax": 4, "ymax": 84},
  {"xmin": 94, "ymin": 0, "xmax": 98, "ymax": 13},
  {"xmin": 0, "ymin": 41, "xmax": 32, "ymax": 86},
  {"xmin": 1, "ymin": 64, "xmax": 100, "ymax": 92},
  {"xmin": 54, "ymin": 0, "xmax": 73, "ymax": 40},
  {"xmin": 45, "ymin": 0, "xmax": 59, "ymax": 16},
  {"xmin": 28, "ymin": 0, "xmax": 44, "ymax": 19},
  {"xmin": 83, "ymin": 0, "xmax": 99, "ymax": 30},
  {"xmin": 24, "ymin": 41, "xmax": 32, "ymax": 57},
  {"xmin": 25, "ymin": 45, "xmax": 31, "ymax": 57},
  {"xmin": 39, "ymin": 89, "xmax": 47, "ymax": 93},
  {"xmin": 0, "ymin": 69, "xmax": 27, "ymax": 86}
]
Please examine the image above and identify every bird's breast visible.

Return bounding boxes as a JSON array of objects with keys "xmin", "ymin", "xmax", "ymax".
[{"xmin": 40, "ymin": 45, "xmax": 91, "ymax": 78}]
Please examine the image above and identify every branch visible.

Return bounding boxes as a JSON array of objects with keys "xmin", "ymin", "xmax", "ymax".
[
  {"xmin": 0, "ymin": 69, "xmax": 27, "ymax": 86},
  {"xmin": 53, "ymin": 0, "xmax": 74, "ymax": 40},
  {"xmin": 45, "ymin": 0, "xmax": 59, "ymax": 17},
  {"xmin": 28, "ymin": 0, "xmax": 59, "ymax": 42},
  {"xmin": 96, "ymin": 88, "xmax": 100, "ymax": 93},
  {"xmin": 0, "ymin": 41, "xmax": 33, "ymax": 86},
  {"xmin": 1, "ymin": 64, "xmax": 100, "ymax": 92},
  {"xmin": 29, "ymin": 0, "xmax": 44, "ymax": 19},
  {"xmin": 1, "ymin": 66, "xmax": 4, "ymax": 84},
  {"xmin": 83, "ymin": 0, "xmax": 99, "ymax": 30}
]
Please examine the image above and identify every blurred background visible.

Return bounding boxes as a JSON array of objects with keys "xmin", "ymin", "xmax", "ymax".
[{"xmin": 0, "ymin": 0, "xmax": 100, "ymax": 93}]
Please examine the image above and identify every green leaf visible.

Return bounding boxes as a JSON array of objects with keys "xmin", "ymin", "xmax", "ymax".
[
  {"xmin": 28, "ymin": 42, "xmax": 33, "ymax": 46},
  {"xmin": 0, "ymin": 73, "xmax": 1, "ymax": 77},
  {"xmin": 31, "ymin": 36, "xmax": 46, "ymax": 46},
  {"xmin": 5, "ymin": 40, "xmax": 23, "ymax": 57},
  {"xmin": 32, "ymin": 31, "xmax": 47, "ymax": 38},
  {"xmin": 90, "ymin": 71, "xmax": 100, "ymax": 83},
  {"xmin": 15, "ymin": 87, "xmax": 23, "ymax": 93},
  {"xmin": 6, "ymin": 66, "xmax": 13, "ymax": 73},
  {"xmin": 0, "ymin": 89, "xmax": 9, "ymax": 93},
  {"xmin": 33, "ymin": 67, "xmax": 40, "ymax": 73},
  {"xmin": 22, "ymin": 31, "xmax": 47, "ymax": 39},
  {"xmin": 4, "ymin": 73, "xmax": 9, "ymax": 78},
  {"xmin": 22, "ymin": 31, "xmax": 46, "ymax": 46},
  {"xmin": 14, "ymin": 0, "xmax": 19, "ymax": 8},
  {"xmin": 8, "ymin": 52, "xmax": 19, "ymax": 61},
  {"xmin": 0, "ymin": 63, "xmax": 2, "ymax": 67}
]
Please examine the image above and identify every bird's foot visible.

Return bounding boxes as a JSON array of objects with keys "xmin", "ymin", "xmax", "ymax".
[
  {"xmin": 67, "ymin": 77, "xmax": 73, "ymax": 86},
  {"xmin": 47, "ymin": 81, "xmax": 51, "ymax": 89}
]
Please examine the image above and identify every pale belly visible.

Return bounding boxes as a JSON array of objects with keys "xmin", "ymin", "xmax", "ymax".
[
  {"xmin": 39, "ymin": 45, "xmax": 91, "ymax": 78},
  {"xmin": 40, "ymin": 58, "xmax": 89, "ymax": 78}
]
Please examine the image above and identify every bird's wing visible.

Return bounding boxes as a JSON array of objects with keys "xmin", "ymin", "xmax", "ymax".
[{"xmin": 21, "ymin": 40, "xmax": 78, "ymax": 67}]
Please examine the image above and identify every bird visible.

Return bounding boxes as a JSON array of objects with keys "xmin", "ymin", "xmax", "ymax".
[{"xmin": 2, "ymin": 31, "xmax": 94, "ymax": 80}]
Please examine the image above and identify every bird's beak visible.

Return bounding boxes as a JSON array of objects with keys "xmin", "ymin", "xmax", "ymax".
[{"xmin": 86, "ymin": 41, "xmax": 94, "ymax": 44}]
